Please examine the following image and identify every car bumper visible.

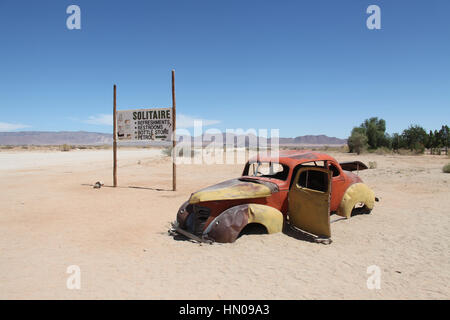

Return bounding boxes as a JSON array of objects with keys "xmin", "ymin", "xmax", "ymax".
[{"xmin": 168, "ymin": 221, "xmax": 213, "ymax": 244}]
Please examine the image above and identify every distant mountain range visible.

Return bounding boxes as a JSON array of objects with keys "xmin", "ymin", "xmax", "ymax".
[
  {"xmin": 278, "ymin": 135, "xmax": 347, "ymax": 146},
  {"xmin": 0, "ymin": 131, "xmax": 112, "ymax": 145},
  {"xmin": 0, "ymin": 131, "xmax": 347, "ymax": 146}
]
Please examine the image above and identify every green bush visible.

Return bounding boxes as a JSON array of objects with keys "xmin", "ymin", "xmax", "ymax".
[
  {"xmin": 162, "ymin": 146, "xmax": 196, "ymax": 158},
  {"xmin": 412, "ymin": 142, "xmax": 425, "ymax": 154},
  {"xmin": 348, "ymin": 131, "xmax": 368, "ymax": 155},
  {"xmin": 162, "ymin": 146, "xmax": 173, "ymax": 157},
  {"xmin": 443, "ymin": 163, "xmax": 450, "ymax": 173},
  {"xmin": 60, "ymin": 144, "xmax": 71, "ymax": 152}
]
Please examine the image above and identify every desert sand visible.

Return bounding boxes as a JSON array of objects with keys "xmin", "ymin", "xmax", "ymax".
[{"xmin": 0, "ymin": 148, "xmax": 449, "ymax": 299}]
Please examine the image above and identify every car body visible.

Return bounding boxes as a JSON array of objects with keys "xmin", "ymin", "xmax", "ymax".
[{"xmin": 171, "ymin": 150, "xmax": 376, "ymax": 243}]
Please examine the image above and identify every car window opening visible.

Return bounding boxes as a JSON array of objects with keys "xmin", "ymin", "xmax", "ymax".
[
  {"xmin": 245, "ymin": 161, "xmax": 289, "ymax": 181},
  {"xmin": 298, "ymin": 170, "xmax": 328, "ymax": 192}
]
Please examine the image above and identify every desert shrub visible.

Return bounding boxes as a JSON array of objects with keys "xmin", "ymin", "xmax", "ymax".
[
  {"xmin": 339, "ymin": 145, "xmax": 349, "ymax": 153},
  {"xmin": 162, "ymin": 146, "xmax": 196, "ymax": 158},
  {"xmin": 412, "ymin": 142, "xmax": 425, "ymax": 154},
  {"xmin": 319, "ymin": 145, "xmax": 347, "ymax": 152},
  {"xmin": 443, "ymin": 163, "xmax": 450, "ymax": 173},
  {"xmin": 397, "ymin": 148, "xmax": 417, "ymax": 156},
  {"xmin": 369, "ymin": 161, "xmax": 377, "ymax": 169},
  {"xmin": 430, "ymin": 147, "xmax": 442, "ymax": 155},
  {"xmin": 375, "ymin": 147, "xmax": 392, "ymax": 155},
  {"xmin": 181, "ymin": 148, "xmax": 197, "ymax": 158},
  {"xmin": 348, "ymin": 131, "xmax": 368, "ymax": 155},
  {"xmin": 60, "ymin": 144, "xmax": 71, "ymax": 152},
  {"xmin": 162, "ymin": 146, "xmax": 173, "ymax": 157}
]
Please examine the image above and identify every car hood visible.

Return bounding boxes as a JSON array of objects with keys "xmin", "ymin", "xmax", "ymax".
[{"xmin": 189, "ymin": 178, "xmax": 278, "ymax": 204}]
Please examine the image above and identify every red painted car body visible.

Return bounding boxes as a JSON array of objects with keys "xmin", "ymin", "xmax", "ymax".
[{"xmin": 173, "ymin": 150, "xmax": 373, "ymax": 243}]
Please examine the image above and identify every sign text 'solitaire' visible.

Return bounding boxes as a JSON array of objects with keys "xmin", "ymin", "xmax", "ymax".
[{"xmin": 116, "ymin": 108, "xmax": 173, "ymax": 141}]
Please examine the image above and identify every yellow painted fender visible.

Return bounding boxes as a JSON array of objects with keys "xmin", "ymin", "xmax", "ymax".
[
  {"xmin": 337, "ymin": 183, "xmax": 375, "ymax": 219},
  {"xmin": 246, "ymin": 204, "xmax": 284, "ymax": 234}
]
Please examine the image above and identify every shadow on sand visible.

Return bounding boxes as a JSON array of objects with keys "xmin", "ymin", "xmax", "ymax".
[{"xmin": 81, "ymin": 183, "xmax": 172, "ymax": 192}]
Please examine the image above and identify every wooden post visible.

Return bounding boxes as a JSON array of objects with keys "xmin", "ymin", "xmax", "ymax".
[
  {"xmin": 172, "ymin": 70, "xmax": 177, "ymax": 191},
  {"xmin": 113, "ymin": 84, "xmax": 118, "ymax": 187}
]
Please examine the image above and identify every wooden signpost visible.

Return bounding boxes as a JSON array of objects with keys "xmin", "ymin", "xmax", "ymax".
[
  {"xmin": 113, "ymin": 84, "xmax": 117, "ymax": 187},
  {"xmin": 112, "ymin": 70, "xmax": 177, "ymax": 190},
  {"xmin": 171, "ymin": 70, "xmax": 177, "ymax": 191}
]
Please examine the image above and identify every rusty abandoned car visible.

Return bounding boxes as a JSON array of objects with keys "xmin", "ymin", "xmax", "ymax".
[{"xmin": 170, "ymin": 151, "xmax": 378, "ymax": 244}]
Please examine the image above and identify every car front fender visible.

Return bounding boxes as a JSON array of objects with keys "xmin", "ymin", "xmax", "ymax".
[{"xmin": 202, "ymin": 203, "xmax": 283, "ymax": 243}]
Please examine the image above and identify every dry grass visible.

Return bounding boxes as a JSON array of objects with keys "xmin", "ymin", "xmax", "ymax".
[
  {"xmin": 443, "ymin": 163, "xmax": 450, "ymax": 173},
  {"xmin": 369, "ymin": 161, "xmax": 378, "ymax": 169}
]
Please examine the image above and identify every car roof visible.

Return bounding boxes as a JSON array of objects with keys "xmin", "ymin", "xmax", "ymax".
[{"xmin": 248, "ymin": 150, "xmax": 338, "ymax": 168}]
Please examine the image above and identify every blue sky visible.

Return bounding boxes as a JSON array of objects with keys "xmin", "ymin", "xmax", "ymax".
[{"xmin": 0, "ymin": 0, "xmax": 449, "ymax": 138}]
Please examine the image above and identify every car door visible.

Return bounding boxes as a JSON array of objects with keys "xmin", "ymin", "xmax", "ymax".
[
  {"xmin": 288, "ymin": 167, "xmax": 332, "ymax": 238},
  {"xmin": 328, "ymin": 162, "xmax": 345, "ymax": 212}
]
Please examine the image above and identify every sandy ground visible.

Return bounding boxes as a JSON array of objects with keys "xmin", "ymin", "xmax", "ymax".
[{"xmin": 0, "ymin": 148, "xmax": 449, "ymax": 299}]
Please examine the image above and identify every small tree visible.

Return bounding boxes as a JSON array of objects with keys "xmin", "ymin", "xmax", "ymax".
[
  {"xmin": 427, "ymin": 130, "xmax": 433, "ymax": 152},
  {"xmin": 431, "ymin": 129, "xmax": 442, "ymax": 154},
  {"xmin": 439, "ymin": 125, "xmax": 449, "ymax": 155},
  {"xmin": 391, "ymin": 133, "xmax": 403, "ymax": 151},
  {"xmin": 348, "ymin": 129, "xmax": 368, "ymax": 155},
  {"xmin": 361, "ymin": 117, "xmax": 387, "ymax": 149},
  {"xmin": 402, "ymin": 125, "xmax": 427, "ymax": 153}
]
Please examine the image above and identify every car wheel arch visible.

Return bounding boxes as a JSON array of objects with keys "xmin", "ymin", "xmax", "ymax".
[
  {"xmin": 202, "ymin": 203, "xmax": 283, "ymax": 243},
  {"xmin": 337, "ymin": 182, "xmax": 376, "ymax": 219}
]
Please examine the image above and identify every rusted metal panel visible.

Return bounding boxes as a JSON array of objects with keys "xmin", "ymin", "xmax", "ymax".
[
  {"xmin": 202, "ymin": 204, "xmax": 283, "ymax": 243},
  {"xmin": 189, "ymin": 179, "xmax": 273, "ymax": 204},
  {"xmin": 176, "ymin": 201, "xmax": 190, "ymax": 229},
  {"xmin": 289, "ymin": 152, "xmax": 317, "ymax": 160},
  {"xmin": 339, "ymin": 161, "xmax": 368, "ymax": 171},
  {"xmin": 202, "ymin": 204, "xmax": 249, "ymax": 243}
]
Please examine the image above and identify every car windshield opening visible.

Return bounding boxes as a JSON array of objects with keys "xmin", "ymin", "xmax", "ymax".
[{"xmin": 245, "ymin": 161, "xmax": 289, "ymax": 180}]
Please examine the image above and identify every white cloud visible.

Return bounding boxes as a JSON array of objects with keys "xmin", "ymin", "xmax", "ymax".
[
  {"xmin": 0, "ymin": 122, "xmax": 31, "ymax": 131},
  {"xmin": 84, "ymin": 114, "xmax": 113, "ymax": 126},
  {"xmin": 177, "ymin": 114, "xmax": 220, "ymax": 128}
]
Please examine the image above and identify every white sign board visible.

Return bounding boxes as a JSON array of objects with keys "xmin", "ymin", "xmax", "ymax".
[{"xmin": 116, "ymin": 108, "xmax": 173, "ymax": 141}]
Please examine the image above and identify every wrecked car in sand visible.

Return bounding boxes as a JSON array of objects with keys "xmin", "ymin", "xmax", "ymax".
[{"xmin": 170, "ymin": 151, "xmax": 377, "ymax": 243}]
